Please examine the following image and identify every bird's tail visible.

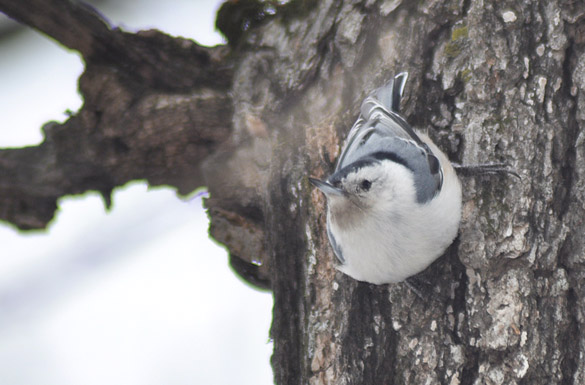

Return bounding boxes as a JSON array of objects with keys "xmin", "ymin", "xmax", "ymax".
[{"xmin": 367, "ymin": 72, "xmax": 408, "ymax": 114}]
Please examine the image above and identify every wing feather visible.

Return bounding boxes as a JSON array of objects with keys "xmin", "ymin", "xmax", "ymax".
[{"xmin": 335, "ymin": 72, "xmax": 443, "ymax": 203}]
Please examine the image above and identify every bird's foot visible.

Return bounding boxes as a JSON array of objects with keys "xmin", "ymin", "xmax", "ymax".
[{"xmin": 452, "ymin": 162, "xmax": 520, "ymax": 179}]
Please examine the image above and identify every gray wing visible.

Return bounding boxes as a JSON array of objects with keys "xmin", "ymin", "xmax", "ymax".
[
  {"xmin": 335, "ymin": 72, "xmax": 443, "ymax": 203},
  {"xmin": 326, "ymin": 220, "xmax": 344, "ymax": 263}
]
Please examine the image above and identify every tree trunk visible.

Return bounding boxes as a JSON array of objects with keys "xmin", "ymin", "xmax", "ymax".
[{"xmin": 2, "ymin": 0, "xmax": 585, "ymax": 384}]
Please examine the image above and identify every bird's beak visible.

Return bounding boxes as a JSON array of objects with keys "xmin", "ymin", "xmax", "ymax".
[{"xmin": 309, "ymin": 177, "xmax": 344, "ymax": 197}]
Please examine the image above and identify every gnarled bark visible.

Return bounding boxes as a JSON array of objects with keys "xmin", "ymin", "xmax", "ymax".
[{"xmin": 0, "ymin": 0, "xmax": 233, "ymax": 229}]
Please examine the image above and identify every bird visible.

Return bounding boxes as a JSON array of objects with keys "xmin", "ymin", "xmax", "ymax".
[{"xmin": 309, "ymin": 72, "xmax": 463, "ymax": 284}]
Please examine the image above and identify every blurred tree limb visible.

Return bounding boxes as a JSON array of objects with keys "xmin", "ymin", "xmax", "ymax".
[{"xmin": 0, "ymin": 0, "xmax": 233, "ymax": 229}]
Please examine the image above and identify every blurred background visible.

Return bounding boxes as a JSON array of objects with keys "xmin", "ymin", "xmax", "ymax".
[{"xmin": 0, "ymin": 1, "xmax": 274, "ymax": 384}]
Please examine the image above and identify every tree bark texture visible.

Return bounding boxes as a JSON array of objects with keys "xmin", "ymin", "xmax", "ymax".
[{"xmin": 2, "ymin": 0, "xmax": 585, "ymax": 384}]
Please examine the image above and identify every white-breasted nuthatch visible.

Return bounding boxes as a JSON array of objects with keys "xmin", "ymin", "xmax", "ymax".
[{"xmin": 310, "ymin": 72, "xmax": 462, "ymax": 284}]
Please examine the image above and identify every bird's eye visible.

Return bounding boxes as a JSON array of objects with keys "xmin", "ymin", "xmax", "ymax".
[{"xmin": 360, "ymin": 179, "xmax": 372, "ymax": 191}]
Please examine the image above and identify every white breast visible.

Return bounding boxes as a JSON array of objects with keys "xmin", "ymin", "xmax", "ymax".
[{"xmin": 330, "ymin": 135, "xmax": 462, "ymax": 284}]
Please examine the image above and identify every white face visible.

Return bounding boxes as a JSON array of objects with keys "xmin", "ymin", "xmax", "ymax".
[
  {"xmin": 327, "ymin": 161, "xmax": 416, "ymax": 230},
  {"xmin": 336, "ymin": 165, "xmax": 389, "ymax": 208}
]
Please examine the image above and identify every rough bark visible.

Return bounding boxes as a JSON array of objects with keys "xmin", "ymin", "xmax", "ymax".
[
  {"xmin": 0, "ymin": 0, "xmax": 233, "ymax": 229},
  {"xmin": 2, "ymin": 0, "xmax": 585, "ymax": 384}
]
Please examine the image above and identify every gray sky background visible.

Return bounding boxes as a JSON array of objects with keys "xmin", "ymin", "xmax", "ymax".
[{"xmin": 0, "ymin": 1, "xmax": 274, "ymax": 384}]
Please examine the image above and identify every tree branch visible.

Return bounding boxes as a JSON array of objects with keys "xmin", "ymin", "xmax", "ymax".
[
  {"xmin": 0, "ymin": 0, "xmax": 232, "ymax": 91},
  {"xmin": 0, "ymin": 64, "xmax": 233, "ymax": 229},
  {"xmin": 0, "ymin": 1, "xmax": 236, "ymax": 230}
]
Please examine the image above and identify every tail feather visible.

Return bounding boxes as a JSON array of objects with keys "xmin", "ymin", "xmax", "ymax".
[
  {"xmin": 338, "ymin": 72, "xmax": 413, "ymax": 170},
  {"xmin": 368, "ymin": 72, "xmax": 408, "ymax": 114},
  {"xmin": 390, "ymin": 72, "xmax": 408, "ymax": 112}
]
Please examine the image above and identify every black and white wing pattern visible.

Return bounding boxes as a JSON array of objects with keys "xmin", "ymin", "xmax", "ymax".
[{"xmin": 334, "ymin": 72, "xmax": 443, "ymax": 203}]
